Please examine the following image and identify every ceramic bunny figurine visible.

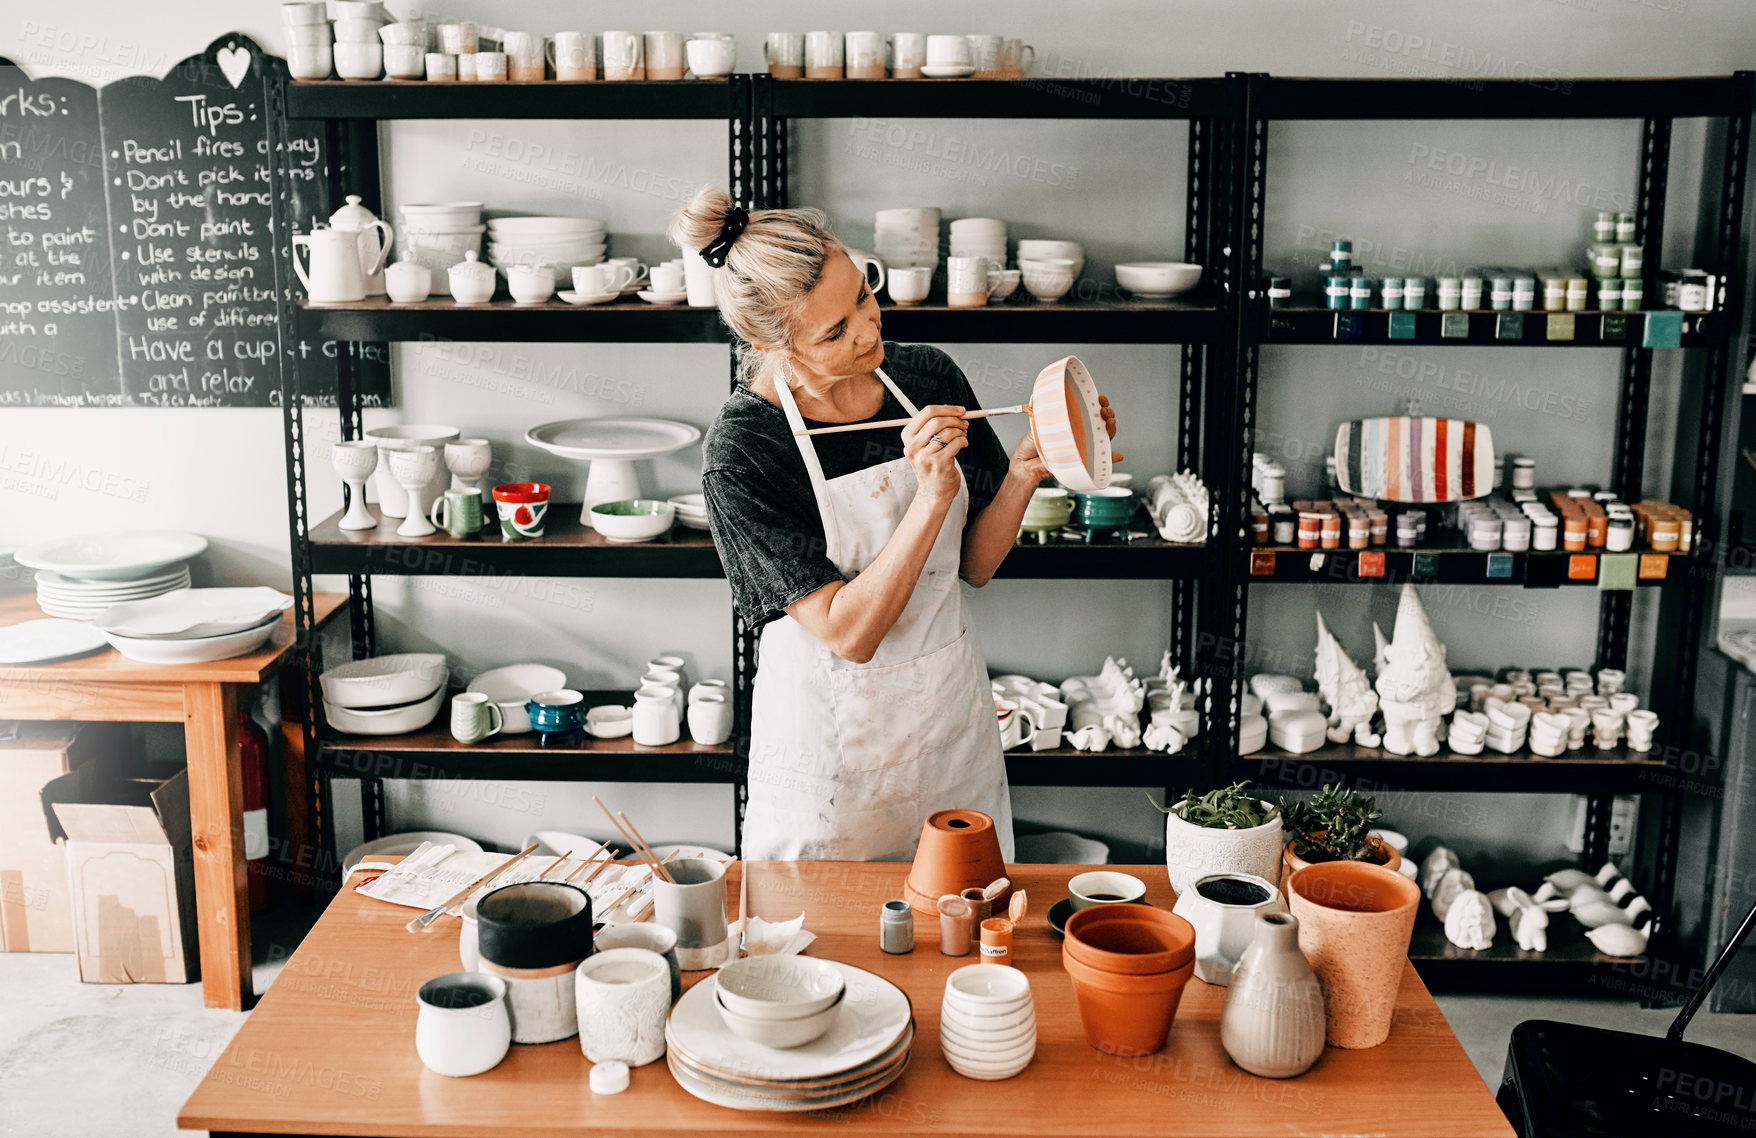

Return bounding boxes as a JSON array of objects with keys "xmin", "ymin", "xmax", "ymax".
[
  {"xmin": 1143, "ymin": 721, "xmax": 1188, "ymax": 754},
  {"xmin": 1488, "ymin": 886, "xmax": 1562, "ymax": 952},
  {"xmin": 1375, "ymin": 585, "xmax": 1455, "ymax": 757},
  {"xmin": 1313, "ymin": 612, "xmax": 1381, "ymax": 746}
]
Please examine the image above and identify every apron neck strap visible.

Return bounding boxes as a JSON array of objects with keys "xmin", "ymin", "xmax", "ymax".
[{"xmin": 773, "ymin": 361, "xmax": 914, "ymax": 541}]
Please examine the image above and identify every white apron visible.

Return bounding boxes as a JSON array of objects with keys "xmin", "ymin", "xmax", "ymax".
[{"xmin": 741, "ymin": 366, "xmax": 1014, "ymax": 862}]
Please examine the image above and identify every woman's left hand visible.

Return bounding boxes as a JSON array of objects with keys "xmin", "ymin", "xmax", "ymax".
[{"xmin": 1008, "ymin": 394, "xmax": 1122, "ymax": 480}]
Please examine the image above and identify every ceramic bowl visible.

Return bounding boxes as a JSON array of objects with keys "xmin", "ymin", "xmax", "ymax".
[
  {"xmin": 324, "ymin": 683, "xmax": 446, "ymax": 735},
  {"xmin": 590, "ymin": 500, "xmax": 675, "ymax": 543},
  {"xmin": 321, "ymin": 652, "xmax": 449, "ymax": 709},
  {"xmin": 714, "ymin": 986, "xmax": 843, "ymax": 1049},
  {"xmin": 468, "ymin": 663, "xmax": 566, "ymax": 734},
  {"xmin": 1020, "ymin": 258, "xmax": 1076, "ymax": 301},
  {"xmin": 486, "ymin": 217, "xmax": 607, "ymax": 240},
  {"xmin": 585, "ymin": 705, "xmax": 633, "ymax": 738},
  {"xmin": 1074, "ymin": 488, "xmax": 1136, "ymax": 529},
  {"xmin": 103, "ymin": 616, "xmax": 280, "ymax": 665},
  {"xmin": 400, "ymin": 202, "xmax": 485, "ymax": 230},
  {"xmin": 334, "ymin": 41, "xmax": 382, "ymax": 79},
  {"xmin": 716, "ymin": 955, "xmax": 845, "ymax": 1020},
  {"xmin": 1115, "ymin": 261, "xmax": 1203, "ymax": 297}
]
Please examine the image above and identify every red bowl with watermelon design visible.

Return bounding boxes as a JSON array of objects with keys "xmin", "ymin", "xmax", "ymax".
[{"xmin": 493, "ymin": 483, "xmax": 551, "ymax": 541}]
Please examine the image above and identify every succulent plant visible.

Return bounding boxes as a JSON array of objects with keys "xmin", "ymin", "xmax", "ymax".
[
  {"xmin": 1148, "ymin": 781, "xmax": 1278, "ymax": 830},
  {"xmin": 1281, "ymin": 783, "xmax": 1387, "ymax": 864}
]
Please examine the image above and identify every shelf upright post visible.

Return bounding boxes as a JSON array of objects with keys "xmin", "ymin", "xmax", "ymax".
[
  {"xmin": 728, "ymin": 73, "xmax": 756, "ymax": 855},
  {"xmin": 1170, "ymin": 105, "xmax": 1211, "ymax": 725}
]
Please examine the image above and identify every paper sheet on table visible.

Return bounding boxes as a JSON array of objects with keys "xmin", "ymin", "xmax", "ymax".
[
  {"xmin": 712, "ymin": 914, "xmax": 814, "ymax": 967},
  {"xmin": 353, "ymin": 842, "xmax": 656, "ymax": 918}
]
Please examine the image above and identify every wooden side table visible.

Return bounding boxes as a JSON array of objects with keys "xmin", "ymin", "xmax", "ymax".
[{"xmin": 0, "ymin": 591, "xmax": 347, "ymax": 1010}]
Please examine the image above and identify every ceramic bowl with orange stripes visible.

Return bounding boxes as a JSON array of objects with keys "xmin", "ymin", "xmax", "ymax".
[{"xmin": 1031, "ymin": 356, "xmax": 1111, "ymax": 493}]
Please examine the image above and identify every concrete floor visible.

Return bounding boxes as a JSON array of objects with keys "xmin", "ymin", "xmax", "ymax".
[{"xmin": 3, "ymin": 908, "xmax": 1754, "ymax": 1138}]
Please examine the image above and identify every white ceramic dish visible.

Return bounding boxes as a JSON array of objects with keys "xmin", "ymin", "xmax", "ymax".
[
  {"xmin": 638, "ymin": 290, "xmax": 689, "ymax": 305},
  {"xmin": 18, "ymin": 531, "xmax": 207, "ymax": 582},
  {"xmin": 527, "ymin": 419, "xmax": 702, "ymax": 462},
  {"xmin": 34, "ymin": 564, "xmax": 190, "ymax": 592},
  {"xmin": 590, "ymin": 500, "xmax": 676, "ymax": 543},
  {"xmin": 921, "ymin": 63, "xmax": 976, "ymax": 77},
  {"xmin": 558, "ymin": 290, "xmax": 620, "ymax": 306},
  {"xmin": 486, "ymin": 217, "xmax": 606, "ymax": 237},
  {"xmin": 341, "ymin": 830, "xmax": 483, "ymax": 876},
  {"xmin": 717, "ymin": 956, "xmax": 846, "ymax": 1020},
  {"xmin": 666, "ymin": 1043, "xmax": 910, "ymax": 1112},
  {"xmin": 0, "ymin": 619, "xmax": 109, "ymax": 664},
  {"xmin": 103, "ymin": 614, "xmax": 280, "ymax": 664},
  {"xmin": 467, "ymin": 663, "xmax": 566, "ymax": 735},
  {"xmin": 321, "ymin": 652, "xmax": 449, "ymax": 709},
  {"xmin": 1115, "ymin": 261, "xmax": 1203, "ymax": 298},
  {"xmin": 94, "ymin": 587, "xmax": 293, "ymax": 640},
  {"xmin": 324, "ymin": 683, "xmax": 446, "ymax": 735},
  {"xmin": 585, "ymin": 705, "xmax": 634, "ymax": 738},
  {"xmin": 715, "ymin": 987, "xmax": 843, "ymax": 1048}
]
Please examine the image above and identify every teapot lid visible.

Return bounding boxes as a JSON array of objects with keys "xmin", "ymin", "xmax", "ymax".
[
  {"xmin": 330, "ymin": 194, "xmax": 379, "ymax": 230},
  {"xmin": 450, "ymin": 250, "xmax": 493, "ymax": 278}
]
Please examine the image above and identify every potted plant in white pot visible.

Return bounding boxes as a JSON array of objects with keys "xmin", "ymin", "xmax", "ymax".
[{"xmin": 1149, "ymin": 781, "xmax": 1283, "ymax": 899}]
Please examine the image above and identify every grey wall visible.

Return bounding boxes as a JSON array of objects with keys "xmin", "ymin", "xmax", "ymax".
[{"xmin": 4, "ymin": 0, "xmax": 1752, "ymax": 868}]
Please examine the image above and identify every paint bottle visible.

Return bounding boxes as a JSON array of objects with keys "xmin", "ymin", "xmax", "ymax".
[
  {"xmin": 1592, "ymin": 211, "xmax": 1616, "ymax": 242},
  {"xmin": 1268, "ymin": 276, "xmax": 1292, "ymax": 309},
  {"xmin": 879, "ymin": 899, "xmax": 914, "ymax": 955},
  {"xmin": 937, "ymin": 895, "xmax": 973, "ymax": 957},
  {"xmin": 1403, "ymin": 277, "xmax": 1427, "ymax": 310},
  {"xmin": 1380, "ymin": 276, "xmax": 1403, "ymax": 310},
  {"xmin": 1436, "ymin": 276, "xmax": 1461, "ymax": 311},
  {"xmin": 1330, "ymin": 239, "xmax": 1353, "ymax": 273},
  {"xmin": 1326, "ymin": 275, "xmax": 1351, "ymax": 310},
  {"xmin": 1350, "ymin": 277, "xmax": 1372, "ymax": 310},
  {"xmin": 1615, "ymin": 211, "xmax": 1637, "ymax": 242},
  {"xmin": 1461, "ymin": 276, "xmax": 1484, "ymax": 311},
  {"xmin": 979, "ymin": 918, "xmax": 1014, "ymax": 964}
]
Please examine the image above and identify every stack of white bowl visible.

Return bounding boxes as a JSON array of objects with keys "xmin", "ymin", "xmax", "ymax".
[
  {"xmin": 874, "ymin": 207, "xmax": 941, "ymax": 270},
  {"xmin": 396, "ymin": 203, "xmax": 485, "ymax": 296},
  {"xmin": 331, "ymin": 0, "xmax": 389, "ymax": 80},
  {"xmin": 939, "ymin": 964, "xmax": 1036, "ymax": 1081},
  {"xmin": 321, "ymin": 652, "xmax": 450, "ymax": 736},
  {"xmin": 949, "ymin": 217, "xmax": 1007, "ymax": 273},
  {"xmin": 282, "ymin": 3, "xmax": 334, "ymax": 79},
  {"xmin": 486, "ymin": 217, "xmax": 608, "ymax": 281},
  {"xmin": 667, "ymin": 493, "xmax": 711, "ymax": 531},
  {"xmin": 1019, "ymin": 240, "xmax": 1084, "ymax": 303},
  {"xmin": 1017, "ymin": 239, "xmax": 1085, "ymax": 278},
  {"xmin": 93, "ymin": 588, "xmax": 294, "ymax": 665}
]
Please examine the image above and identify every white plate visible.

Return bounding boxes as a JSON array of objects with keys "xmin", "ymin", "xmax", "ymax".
[
  {"xmin": 18, "ymin": 531, "xmax": 207, "ymax": 581},
  {"xmin": 341, "ymin": 830, "xmax": 484, "ymax": 876},
  {"xmin": 668, "ymin": 1040, "xmax": 910, "ymax": 1111},
  {"xmin": 467, "ymin": 663, "xmax": 567, "ymax": 735},
  {"xmin": 102, "ymin": 614, "xmax": 280, "ymax": 664},
  {"xmin": 526, "ymin": 418, "xmax": 702, "ymax": 462},
  {"xmin": 35, "ymin": 565, "xmax": 191, "ymax": 592},
  {"xmin": 0, "ymin": 619, "xmax": 109, "ymax": 664},
  {"xmin": 637, "ymin": 290, "xmax": 689, "ymax": 305},
  {"xmin": 37, "ymin": 581, "xmax": 188, "ymax": 602},
  {"xmin": 321, "ymin": 652, "xmax": 450, "ymax": 709},
  {"xmin": 921, "ymin": 63, "xmax": 976, "ymax": 77},
  {"xmin": 557, "ymin": 290, "xmax": 620, "ymax": 306},
  {"xmin": 668, "ymin": 1024, "xmax": 913, "ymax": 1091},
  {"xmin": 666, "ymin": 959, "xmax": 911, "ymax": 1081},
  {"xmin": 94, "ymin": 587, "xmax": 293, "ymax": 639},
  {"xmin": 324, "ymin": 683, "xmax": 446, "ymax": 735}
]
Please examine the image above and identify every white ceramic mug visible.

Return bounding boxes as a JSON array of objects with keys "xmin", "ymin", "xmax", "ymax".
[
  {"xmin": 947, "ymin": 255, "xmax": 995, "ymax": 307},
  {"xmin": 687, "ymin": 692, "xmax": 732, "ymax": 746},
  {"xmin": 688, "ymin": 679, "xmax": 728, "ymax": 705},
  {"xmin": 287, "ymin": 43, "xmax": 333, "ymax": 80},
  {"xmin": 384, "ymin": 43, "xmax": 424, "ymax": 79},
  {"xmin": 573, "ymin": 263, "xmax": 635, "ymax": 297},
  {"xmin": 502, "ymin": 32, "xmax": 546, "ymax": 81},
  {"xmin": 682, "ymin": 249, "xmax": 717, "ymax": 307},
  {"xmin": 435, "ymin": 22, "xmax": 476, "ymax": 54},
  {"xmin": 686, "ymin": 35, "xmax": 736, "ymax": 77},
  {"xmin": 1068, "ymin": 870, "xmax": 1147, "ymax": 912},
  {"xmin": 455, "ymin": 52, "xmax": 478, "ymax": 81},
  {"xmin": 451, "ymin": 691, "xmax": 504, "ymax": 744},
  {"xmin": 925, "ymin": 34, "xmax": 971, "ymax": 66},
  {"xmin": 967, "ymin": 34, "xmax": 1003, "ymax": 76},
  {"xmin": 415, "ymin": 972, "xmax": 511, "ymax": 1077},
  {"xmin": 764, "ymin": 32, "xmax": 804, "ymax": 77},
  {"xmin": 887, "ymin": 265, "xmax": 932, "ymax": 304},
  {"xmin": 653, "ymin": 858, "xmax": 729, "ymax": 970},
  {"xmin": 640, "ymin": 668, "xmax": 684, "ymax": 717},
  {"xmin": 891, "ymin": 33, "xmax": 926, "ymax": 78},
  {"xmin": 574, "ymin": 949, "xmax": 670, "ymax": 1067},
  {"xmin": 805, "ymin": 30, "xmax": 843, "ymax": 78},
  {"xmin": 644, "ymin": 31, "xmax": 686, "ymax": 80},
  {"xmin": 602, "ymin": 30, "xmax": 643, "ymax": 80},
  {"xmin": 508, "ymin": 264, "xmax": 556, "ymax": 304},
  {"xmin": 999, "ymin": 37, "xmax": 1036, "ymax": 78},
  {"xmin": 606, "ymin": 256, "xmax": 649, "ymax": 288},
  {"xmin": 843, "ymin": 249, "xmax": 886, "ymax": 294},
  {"xmin": 550, "ymin": 31, "xmax": 594, "ymax": 80},
  {"xmin": 845, "ymin": 31, "xmax": 885, "ymax": 79},
  {"xmin": 650, "ymin": 262, "xmax": 685, "ymax": 294},
  {"xmin": 474, "ymin": 50, "xmax": 508, "ymax": 81}
]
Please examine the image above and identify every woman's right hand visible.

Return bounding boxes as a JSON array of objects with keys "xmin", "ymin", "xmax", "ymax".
[{"xmin": 901, "ymin": 404, "xmax": 969, "ymax": 506}]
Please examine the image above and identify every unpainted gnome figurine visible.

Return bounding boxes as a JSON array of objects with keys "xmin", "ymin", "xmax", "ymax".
[
  {"xmin": 1313, "ymin": 612, "xmax": 1381, "ymax": 746},
  {"xmin": 1374, "ymin": 584, "xmax": 1456, "ymax": 756}
]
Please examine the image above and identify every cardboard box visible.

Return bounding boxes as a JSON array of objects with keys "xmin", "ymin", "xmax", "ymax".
[
  {"xmin": 0, "ymin": 723, "xmax": 130, "ymax": 953},
  {"xmin": 41, "ymin": 765, "xmax": 198, "ymax": 983}
]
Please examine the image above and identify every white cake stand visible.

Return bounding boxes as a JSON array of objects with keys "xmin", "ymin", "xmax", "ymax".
[{"xmin": 525, "ymin": 418, "xmax": 703, "ymax": 527}]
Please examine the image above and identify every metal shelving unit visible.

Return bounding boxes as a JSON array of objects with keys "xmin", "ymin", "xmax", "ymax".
[{"xmin": 1213, "ymin": 72, "xmax": 1753, "ymax": 991}]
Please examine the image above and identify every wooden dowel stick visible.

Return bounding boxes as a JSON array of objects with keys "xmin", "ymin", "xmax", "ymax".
[
  {"xmin": 539, "ymin": 850, "xmax": 574, "ymax": 880},
  {"xmin": 594, "ymin": 796, "xmax": 670, "ymax": 881},
  {"xmin": 618, "ymin": 811, "xmax": 677, "ymax": 884},
  {"xmin": 792, "ymin": 404, "xmax": 1027, "ymax": 437}
]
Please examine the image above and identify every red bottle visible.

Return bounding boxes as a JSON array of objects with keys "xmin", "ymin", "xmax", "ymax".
[{"xmin": 238, "ymin": 707, "xmax": 271, "ymax": 913}]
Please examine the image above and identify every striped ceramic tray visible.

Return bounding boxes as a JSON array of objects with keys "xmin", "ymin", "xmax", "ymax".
[{"xmin": 1334, "ymin": 416, "xmax": 1495, "ymax": 503}]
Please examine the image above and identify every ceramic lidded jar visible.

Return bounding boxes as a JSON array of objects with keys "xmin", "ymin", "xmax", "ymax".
[
  {"xmin": 384, "ymin": 257, "xmax": 432, "ymax": 304},
  {"xmin": 329, "ymin": 194, "xmax": 394, "ymax": 296},
  {"xmin": 1171, "ymin": 872, "xmax": 1286, "ymax": 985},
  {"xmin": 1220, "ymin": 911, "xmax": 1326, "ymax": 1079},
  {"xmin": 448, "ymin": 250, "xmax": 497, "ymax": 304},
  {"xmin": 1162, "ymin": 800, "xmax": 1283, "ymax": 901}
]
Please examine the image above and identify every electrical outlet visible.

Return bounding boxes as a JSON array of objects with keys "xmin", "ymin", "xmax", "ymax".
[{"xmin": 1565, "ymin": 795, "xmax": 1637, "ymax": 857}]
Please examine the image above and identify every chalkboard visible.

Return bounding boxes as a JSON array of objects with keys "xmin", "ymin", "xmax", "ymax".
[{"xmin": 0, "ymin": 35, "xmax": 389, "ymax": 407}]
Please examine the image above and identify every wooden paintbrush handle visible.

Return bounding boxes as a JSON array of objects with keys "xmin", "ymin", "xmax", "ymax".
[{"xmin": 792, "ymin": 405, "xmax": 1027, "ymax": 437}]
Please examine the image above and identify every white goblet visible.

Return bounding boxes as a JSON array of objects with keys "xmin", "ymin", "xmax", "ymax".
[
  {"xmin": 387, "ymin": 445, "xmax": 441, "ymax": 537},
  {"xmin": 331, "ymin": 440, "xmax": 380, "ymax": 530},
  {"xmin": 445, "ymin": 438, "xmax": 493, "ymax": 492}
]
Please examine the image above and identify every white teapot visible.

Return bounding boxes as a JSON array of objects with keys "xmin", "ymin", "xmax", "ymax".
[
  {"xmin": 329, "ymin": 194, "xmax": 394, "ymax": 296},
  {"xmin": 292, "ymin": 225, "xmax": 368, "ymax": 304}
]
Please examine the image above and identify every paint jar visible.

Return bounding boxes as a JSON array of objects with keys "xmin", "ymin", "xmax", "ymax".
[
  {"xmin": 1590, "ymin": 243, "xmax": 1621, "ymax": 278},
  {"xmin": 1490, "ymin": 275, "xmax": 1514, "ymax": 311},
  {"xmin": 1562, "ymin": 517, "xmax": 1587, "ymax": 552},
  {"xmin": 1679, "ymin": 516, "xmax": 1694, "ymax": 553},
  {"xmin": 1268, "ymin": 276, "xmax": 1292, "ymax": 309},
  {"xmin": 1319, "ymin": 515, "xmax": 1342, "ymax": 550},
  {"xmin": 1380, "ymin": 277, "xmax": 1403, "ymax": 310},
  {"xmin": 1605, "ymin": 517, "xmax": 1634, "ymax": 552},
  {"xmin": 960, "ymin": 887, "xmax": 992, "ymax": 949},
  {"xmin": 1271, "ymin": 508, "xmax": 1296, "ymax": 546},
  {"xmin": 1468, "ymin": 517, "xmax": 1503, "ymax": 551},
  {"xmin": 1566, "ymin": 276, "xmax": 1590, "ymax": 312},
  {"xmin": 1395, "ymin": 513, "xmax": 1420, "ymax": 548},
  {"xmin": 1598, "ymin": 280, "xmax": 1623, "ymax": 311},
  {"xmin": 1650, "ymin": 519, "xmax": 1681, "ymax": 552},
  {"xmin": 1502, "ymin": 516, "xmax": 1532, "ymax": 552},
  {"xmin": 1326, "ymin": 275, "xmax": 1351, "ymax": 310},
  {"xmin": 1297, "ymin": 512, "xmax": 1323, "ymax": 549},
  {"xmin": 1532, "ymin": 515, "xmax": 1558, "ymax": 551},
  {"xmin": 1252, "ymin": 511, "xmax": 1270, "ymax": 543},
  {"xmin": 1330, "ymin": 240, "xmax": 1353, "ymax": 273},
  {"xmin": 1512, "ymin": 456, "xmax": 1536, "ymax": 489},
  {"xmin": 1621, "ymin": 278, "xmax": 1644, "ymax": 311},
  {"xmin": 1403, "ymin": 277, "xmax": 1427, "ymax": 310},
  {"xmin": 1461, "ymin": 276, "xmax": 1484, "ymax": 310},
  {"xmin": 937, "ymin": 894, "xmax": 973, "ymax": 957},
  {"xmin": 1542, "ymin": 278, "xmax": 1566, "ymax": 311},
  {"xmin": 1369, "ymin": 511, "xmax": 1388, "ymax": 545},
  {"xmin": 979, "ymin": 917, "xmax": 1013, "ymax": 964},
  {"xmin": 1261, "ymin": 463, "xmax": 1286, "ymax": 502},
  {"xmin": 1350, "ymin": 278, "xmax": 1372, "ymax": 310},
  {"xmin": 1593, "ymin": 211, "xmax": 1616, "ymax": 242},
  {"xmin": 1414, "ymin": 512, "xmax": 1428, "ymax": 541},
  {"xmin": 1437, "ymin": 276, "xmax": 1461, "ymax": 310},
  {"xmin": 1512, "ymin": 277, "xmax": 1536, "ymax": 312},
  {"xmin": 880, "ymin": 899, "xmax": 914, "ymax": 954},
  {"xmin": 1615, "ymin": 211, "xmax": 1637, "ymax": 242},
  {"xmin": 1619, "ymin": 245, "xmax": 1643, "ymax": 278},
  {"xmin": 1347, "ymin": 517, "xmax": 1370, "ymax": 550}
]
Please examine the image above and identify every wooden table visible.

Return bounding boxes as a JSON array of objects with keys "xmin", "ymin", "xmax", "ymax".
[
  {"xmin": 179, "ymin": 862, "xmax": 1515, "ymax": 1137},
  {"xmin": 0, "ymin": 591, "xmax": 347, "ymax": 1010}
]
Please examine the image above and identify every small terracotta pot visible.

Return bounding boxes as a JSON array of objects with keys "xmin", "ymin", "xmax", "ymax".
[
  {"xmin": 1286, "ymin": 861, "xmax": 1420, "ymax": 1050},
  {"xmin": 1063, "ymin": 904, "xmax": 1195, "ymax": 976},
  {"xmin": 1062, "ymin": 950, "xmax": 1195, "ymax": 1057},
  {"xmin": 904, "ymin": 808, "xmax": 1009, "ymax": 916},
  {"xmin": 1281, "ymin": 835, "xmax": 1400, "ymax": 888}
]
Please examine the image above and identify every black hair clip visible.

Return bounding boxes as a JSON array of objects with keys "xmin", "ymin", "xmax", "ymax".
[{"xmin": 699, "ymin": 206, "xmax": 749, "ymax": 267}]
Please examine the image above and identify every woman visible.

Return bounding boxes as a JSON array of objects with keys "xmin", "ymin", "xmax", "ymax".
[{"xmin": 672, "ymin": 188, "xmax": 1119, "ymax": 862}]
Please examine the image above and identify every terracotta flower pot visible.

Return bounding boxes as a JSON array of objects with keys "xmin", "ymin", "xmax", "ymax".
[
  {"xmin": 1281, "ymin": 834, "xmax": 1400, "ymax": 889},
  {"xmin": 1286, "ymin": 861, "xmax": 1420, "ymax": 1050},
  {"xmin": 903, "ymin": 808, "xmax": 1009, "ymax": 916},
  {"xmin": 1064, "ymin": 904, "xmax": 1195, "ymax": 976},
  {"xmin": 1062, "ymin": 950, "xmax": 1196, "ymax": 1057}
]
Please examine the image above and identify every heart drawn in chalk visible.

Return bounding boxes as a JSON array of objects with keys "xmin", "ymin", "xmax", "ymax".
[{"xmin": 217, "ymin": 45, "xmax": 252, "ymax": 88}]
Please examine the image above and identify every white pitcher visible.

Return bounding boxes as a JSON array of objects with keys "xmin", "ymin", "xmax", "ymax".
[
  {"xmin": 328, "ymin": 195, "xmax": 394, "ymax": 296},
  {"xmin": 293, "ymin": 226, "xmax": 370, "ymax": 303}
]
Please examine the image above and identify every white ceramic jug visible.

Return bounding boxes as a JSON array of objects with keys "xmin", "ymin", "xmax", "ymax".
[
  {"xmin": 329, "ymin": 194, "xmax": 394, "ymax": 296},
  {"xmin": 293, "ymin": 226, "xmax": 369, "ymax": 303}
]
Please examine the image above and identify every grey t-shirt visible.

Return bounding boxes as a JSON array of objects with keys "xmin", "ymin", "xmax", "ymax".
[{"xmin": 702, "ymin": 342, "xmax": 1011, "ymax": 627}]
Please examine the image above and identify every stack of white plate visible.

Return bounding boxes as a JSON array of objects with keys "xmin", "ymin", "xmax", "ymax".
[
  {"xmin": 950, "ymin": 216, "xmax": 1007, "ymax": 271},
  {"xmin": 397, "ymin": 202, "xmax": 485, "ymax": 297},
  {"xmin": 18, "ymin": 530, "xmax": 208, "ymax": 620},
  {"xmin": 666, "ymin": 959, "xmax": 914, "ymax": 1112},
  {"xmin": 322, "ymin": 652, "xmax": 450, "ymax": 735},
  {"xmin": 35, "ymin": 565, "xmax": 191, "ymax": 620},
  {"xmin": 667, "ymin": 493, "xmax": 710, "ymax": 531},
  {"xmin": 92, "ymin": 587, "xmax": 293, "ymax": 664},
  {"xmin": 874, "ymin": 206, "xmax": 940, "ymax": 270},
  {"xmin": 486, "ymin": 217, "xmax": 607, "ymax": 279}
]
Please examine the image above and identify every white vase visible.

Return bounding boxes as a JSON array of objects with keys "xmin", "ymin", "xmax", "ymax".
[
  {"xmin": 1220, "ymin": 911, "xmax": 1326, "ymax": 1079},
  {"xmin": 1163, "ymin": 800, "xmax": 1284, "ymax": 900}
]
